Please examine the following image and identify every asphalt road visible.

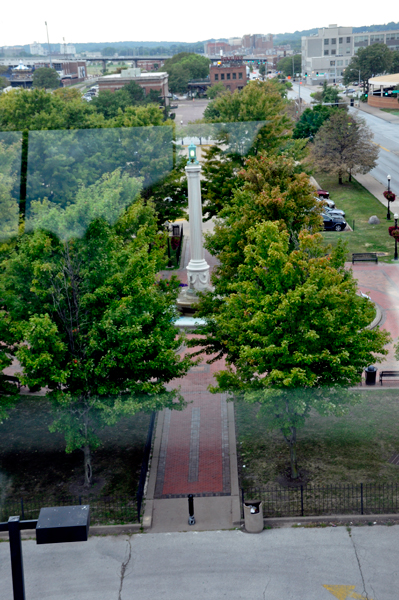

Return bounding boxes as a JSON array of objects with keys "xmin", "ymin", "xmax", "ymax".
[
  {"xmin": 289, "ymin": 83, "xmax": 399, "ymax": 193},
  {"xmin": 0, "ymin": 527, "xmax": 398, "ymax": 600}
]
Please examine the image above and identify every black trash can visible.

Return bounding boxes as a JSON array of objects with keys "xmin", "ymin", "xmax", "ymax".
[
  {"xmin": 350, "ymin": 98, "xmax": 354, "ymax": 107},
  {"xmin": 365, "ymin": 365, "xmax": 377, "ymax": 385}
]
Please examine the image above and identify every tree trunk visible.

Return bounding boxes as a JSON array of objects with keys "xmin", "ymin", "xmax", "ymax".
[
  {"xmin": 339, "ymin": 174, "xmax": 343, "ymax": 185},
  {"xmin": 348, "ymin": 170, "xmax": 352, "ymax": 182},
  {"xmin": 83, "ymin": 445, "xmax": 92, "ymax": 489}
]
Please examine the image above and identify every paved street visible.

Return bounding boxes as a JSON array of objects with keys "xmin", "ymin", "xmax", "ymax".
[
  {"xmin": 1, "ymin": 527, "xmax": 398, "ymax": 600},
  {"xmin": 289, "ymin": 83, "xmax": 399, "ymax": 193}
]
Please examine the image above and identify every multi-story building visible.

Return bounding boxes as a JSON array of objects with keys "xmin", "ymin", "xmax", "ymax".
[
  {"xmin": 98, "ymin": 68, "xmax": 169, "ymax": 102},
  {"xmin": 60, "ymin": 43, "xmax": 76, "ymax": 56},
  {"xmin": 302, "ymin": 25, "xmax": 399, "ymax": 85},
  {"xmin": 209, "ymin": 56, "xmax": 247, "ymax": 92},
  {"xmin": 30, "ymin": 42, "xmax": 48, "ymax": 56}
]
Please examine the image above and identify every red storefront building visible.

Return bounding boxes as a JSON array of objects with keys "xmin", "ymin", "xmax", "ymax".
[{"xmin": 209, "ymin": 57, "xmax": 248, "ymax": 92}]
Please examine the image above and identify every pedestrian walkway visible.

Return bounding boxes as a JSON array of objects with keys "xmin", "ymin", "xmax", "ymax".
[
  {"xmin": 352, "ymin": 262, "xmax": 399, "ymax": 371},
  {"xmin": 145, "ymin": 239, "xmax": 241, "ymax": 532}
]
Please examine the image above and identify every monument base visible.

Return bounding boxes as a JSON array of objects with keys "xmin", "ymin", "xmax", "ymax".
[{"xmin": 176, "ymin": 287, "xmax": 201, "ymax": 314}]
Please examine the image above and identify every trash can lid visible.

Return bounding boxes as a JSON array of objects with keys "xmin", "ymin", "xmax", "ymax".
[{"xmin": 365, "ymin": 365, "xmax": 377, "ymax": 372}]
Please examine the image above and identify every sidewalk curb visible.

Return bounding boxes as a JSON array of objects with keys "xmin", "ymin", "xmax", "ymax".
[
  {"xmin": 142, "ymin": 409, "xmax": 164, "ymax": 530},
  {"xmin": 241, "ymin": 513, "xmax": 399, "ymax": 529},
  {"xmin": 227, "ymin": 401, "xmax": 241, "ymax": 525}
]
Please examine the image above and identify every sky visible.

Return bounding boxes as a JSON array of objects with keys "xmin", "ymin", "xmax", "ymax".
[{"xmin": 2, "ymin": 0, "xmax": 398, "ymax": 46}]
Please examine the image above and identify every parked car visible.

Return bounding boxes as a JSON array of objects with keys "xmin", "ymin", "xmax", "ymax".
[
  {"xmin": 322, "ymin": 213, "xmax": 347, "ymax": 231},
  {"xmin": 324, "ymin": 206, "xmax": 346, "ymax": 218},
  {"xmin": 315, "ymin": 196, "xmax": 336, "ymax": 210}
]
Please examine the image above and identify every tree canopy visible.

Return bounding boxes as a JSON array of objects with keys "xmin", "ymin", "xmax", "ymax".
[
  {"xmin": 343, "ymin": 43, "xmax": 393, "ymax": 92},
  {"xmin": 1, "ymin": 176, "xmax": 192, "ymax": 487},
  {"xmin": 192, "ymin": 222, "xmax": 389, "ymax": 478},
  {"xmin": 32, "ymin": 67, "xmax": 60, "ymax": 90},
  {"xmin": 312, "ymin": 111, "xmax": 379, "ymax": 184},
  {"xmin": 164, "ymin": 52, "xmax": 210, "ymax": 93},
  {"xmin": 276, "ymin": 54, "xmax": 302, "ymax": 78},
  {"xmin": 293, "ymin": 104, "xmax": 342, "ymax": 140}
]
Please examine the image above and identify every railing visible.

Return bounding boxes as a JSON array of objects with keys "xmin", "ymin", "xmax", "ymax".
[
  {"xmin": 0, "ymin": 412, "xmax": 157, "ymax": 526},
  {"xmin": 0, "ymin": 494, "xmax": 138, "ymax": 525},
  {"xmin": 242, "ymin": 483, "xmax": 399, "ymax": 518}
]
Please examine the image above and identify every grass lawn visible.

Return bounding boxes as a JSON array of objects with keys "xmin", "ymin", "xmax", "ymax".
[
  {"xmin": 316, "ymin": 174, "xmax": 395, "ymax": 262},
  {"xmin": 235, "ymin": 390, "xmax": 399, "ymax": 489},
  {"xmin": 381, "ymin": 108, "xmax": 399, "ymax": 116},
  {"xmin": 0, "ymin": 396, "xmax": 151, "ymax": 505}
]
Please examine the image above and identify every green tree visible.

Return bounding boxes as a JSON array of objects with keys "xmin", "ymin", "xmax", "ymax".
[
  {"xmin": 206, "ymin": 82, "xmax": 226, "ymax": 99},
  {"xmin": 91, "ymin": 89, "xmax": 131, "ymax": 119},
  {"xmin": 164, "ymin": 53, "xmax": 210, "ymax": 93},
  {"xmin": 276, "ymin": 54, "xmax": 302, "ymax": 78},
  {"xmin": 293, "ymin": 105, "xmax": 339, "ymax": 139},
  {"xmin": 0, "ymin": 76, "xmax": 8, "ymax": 90},
  {"xmin": 194, "ymin": 222, "xmax": 390, "ymax": 479},
  {"xmin": 201, "ymin": 153, "xmax": 323, "ymax": 296},
  {"xmin": 310, "ymin": 81, "xmax": 342, "ymax": 105},
  {"xmin": 102, "ymin": 47, "xmax": 118, "ymax": 56},
  {"xmin": 312, "ymin": 111, "xmax": 379, "ymax": 184},
  {"xmin": 2, "ymin": 178, "xmax": 192, "ymax": 487},
  {"xmin": 343, "ymin": 43, "xmax": 393, "ymax": 93},
  {"xmin": 258, "ymin": 63, "xmax": 266, "ymax": 79},
  {"xmin": 390, "ymin": 50, "xmax": 399, "ymax": 74},
  {"xmin": 32, "ymin": 67, "xmax": 60, "ymax": 90},
  {"xmin": 0, "ymin": 311, "xmax": 20, "ymax": 423}
]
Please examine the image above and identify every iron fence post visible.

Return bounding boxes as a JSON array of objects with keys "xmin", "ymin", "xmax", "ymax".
[
  {"xmin": 241, "ymin": 488, "xmax": 245, "ymax": 519},
  {"xmin": 20, "ymin": 498, "xmax": 25, "ymax": 521},
  {"xmin": 300, "ymin": 485, "xmax": 304, "ymax": 517}
]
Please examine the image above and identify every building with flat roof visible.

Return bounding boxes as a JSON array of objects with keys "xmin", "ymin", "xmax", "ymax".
[
  {"xmin": 302, "ymin": 25, "xmax": 399, "ymax": 85},
  {"xmin": 209, "ymin": 56, "xmax": 247, "ymax": 92},
  {"xmin": 98, "ymin": 69, "xmax": 169, "ymax": 102}
]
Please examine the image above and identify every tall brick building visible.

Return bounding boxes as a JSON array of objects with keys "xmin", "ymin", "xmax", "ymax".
[{"xmin": 209, "ymin": 57, "xmax": 247, "ymax": 92}]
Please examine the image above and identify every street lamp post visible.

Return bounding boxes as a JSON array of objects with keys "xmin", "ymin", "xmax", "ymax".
[
  {"xmin": 387, "ymin": 175, "xmax": 392, "ymax": 220},
  {"xmin": 395, "ymin": 213, "xmax": 399, "ymax": 261}
]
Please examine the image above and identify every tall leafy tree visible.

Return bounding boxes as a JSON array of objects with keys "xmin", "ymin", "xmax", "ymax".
[
  {"xmin": 312, "ymin": 111, "xmax": 379, "ymax": 184},
  {"xmin": 276, "ymin": 54, "xmax": 302, "ymax": 78},
  {"xmin": 164, "ymin": 52, "xmax": 210, "ymax": 93},
  {"xmin": 293, "ymin": 105, "xmax": 342, "ymax": 140},
  {"xmin": 195, "ymin": 222, "xmax": 390, "ymax": 479},
  {"xmin": 343, "ymin": 43, "xmax": 393, "ymax": 93},
  {"xmin": 32, "ymin": 67, "xmax": 61, "ymax": 90},
  {"xmin": 201, "ymin": 153, "xmax": 324, "ymax": 298},
  {"xmin": 201, "ymin": 80, "xmax": 292, "ymax": 218},
  {"xmin": 2, "ymin": 174, "xmax": 192, "ymax": 488}
]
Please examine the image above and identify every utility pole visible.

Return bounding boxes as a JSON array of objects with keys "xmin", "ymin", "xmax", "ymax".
[{"xmin": 45, "ymin": 21, "xmax": 53, "ymax": 68}]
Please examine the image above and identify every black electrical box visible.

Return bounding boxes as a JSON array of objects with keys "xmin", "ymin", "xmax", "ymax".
[{"xmin": 36, "ymin": 505, "xmax": 90, "ymax": 545}]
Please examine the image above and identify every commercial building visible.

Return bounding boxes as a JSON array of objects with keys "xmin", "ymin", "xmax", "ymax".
[
  {"xmin": 204, "ymin": 34, "xmax": 273, "ymax": 57},
  {"xmin": 209, "ymin": 56, "xmax": 247, "ymax": 92},
  {"xmin": 98, "ymin": 68, "xmax": 169, "ymax": 102},
  {"xmin": 30, "ymin": 42, "xmax": 48, "ymax": 56},
  {"xmin": 60, "ymin": 43, "xmax": 76, "ymax": 56},
  {"xmin": 302, "ymin": 25, "xmax": 399, "ymax": 84}
]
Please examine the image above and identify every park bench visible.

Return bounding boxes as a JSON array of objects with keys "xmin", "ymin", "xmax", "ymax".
[
  {"xmin": 2, "ymin": 374, "xmax": 21, "ymax": 390},
  {"xmin": 352, "ymin": 253, "xmax": 378, "ymax": 264},
  {"xmin": 379, "ymin": 371, "xmax": 399, "ymax": 385}
]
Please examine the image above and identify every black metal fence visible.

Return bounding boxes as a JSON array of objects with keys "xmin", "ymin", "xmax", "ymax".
[
  {"xmin": 136, "ymin": 411, "xmax": 156, "ymax": 519},
  {"xmin": 0, "ymin": 411, "xmax": 157, "ymax": 526},
  {"xmin": 242, "ymin": 483, "xmax": 399, "ymax": 518},
  {"xmin": 0, "ymin": 494, "xmax": 138, "ymax": 525}
]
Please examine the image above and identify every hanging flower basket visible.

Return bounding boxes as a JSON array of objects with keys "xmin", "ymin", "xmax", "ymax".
[
  {"xmin": 384, "ymin": 190, "xmax": 396, "ymax": 202},
  {"xmin": 388, "ymin": 226, "xmax": 399, "ymax": 238}
]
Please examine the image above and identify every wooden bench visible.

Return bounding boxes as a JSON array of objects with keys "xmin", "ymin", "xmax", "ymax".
[
  {"xmin": 380, "ymin": 371, "xmax": 399, "ymax": 385},
  {"xmin": 2, "ymin": 374, "xmax": 21, "ymax": 390},
  {"xmin": 352, "ymin": 253, "xmax": 378, "ymax": 264}
]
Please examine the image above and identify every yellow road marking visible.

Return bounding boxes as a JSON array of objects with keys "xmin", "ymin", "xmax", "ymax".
[
  {"xmin": 372, "ymin": 141, "xmax": 390, "ymax": 152},
  {"xmin": 323, "ymin": 584, "xmax": 374, "ymax": 599}
]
